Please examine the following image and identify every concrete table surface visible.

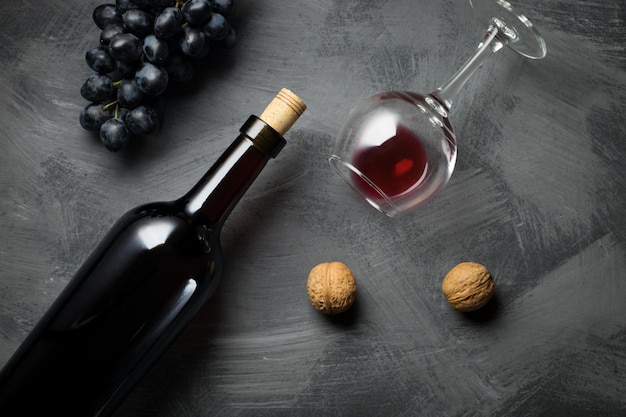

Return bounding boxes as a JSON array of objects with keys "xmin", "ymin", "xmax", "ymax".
[{"xmin": 1, "ymin": 0, "xmax": 625, "ymax": 416}]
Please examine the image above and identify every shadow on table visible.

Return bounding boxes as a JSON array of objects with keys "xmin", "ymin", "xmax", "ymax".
[{"xmin": 460, "ymin": 292, "xmax": 501, "ymax": 324}]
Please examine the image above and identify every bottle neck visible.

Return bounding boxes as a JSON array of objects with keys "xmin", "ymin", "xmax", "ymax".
[{"xmin": 180, "ymin": 116, "xmax": 286, "ymax": 227}]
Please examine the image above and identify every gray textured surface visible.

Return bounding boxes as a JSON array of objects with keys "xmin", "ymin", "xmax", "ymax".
[{"xmin": 1, "ymin": 0, "xmax": 625, "ymax": 416}]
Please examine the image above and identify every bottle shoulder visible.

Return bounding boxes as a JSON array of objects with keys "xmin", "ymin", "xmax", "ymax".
[{"xmin": 110, "ymin": 200, "xmax": 219, "ymax": 254}]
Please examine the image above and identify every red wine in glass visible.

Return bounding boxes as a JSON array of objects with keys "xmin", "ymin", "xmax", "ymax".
[
  {"xmin": 330, "ymin": 90, "xmax": 457, "ymax": 216},
  {"xmin": 351, "ymin": 124, "xmax": 429, "ymax": 201}
]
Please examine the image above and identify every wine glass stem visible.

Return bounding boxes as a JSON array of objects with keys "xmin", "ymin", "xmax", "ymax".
[{"xmin": 431, "ymin": 25, "xmax": 507, "ymax": 111}]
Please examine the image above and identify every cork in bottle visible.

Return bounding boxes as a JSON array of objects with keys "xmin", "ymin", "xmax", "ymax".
[{"xmin": 260, "ymin": 88, "xmax": 307, "ymax": 136}]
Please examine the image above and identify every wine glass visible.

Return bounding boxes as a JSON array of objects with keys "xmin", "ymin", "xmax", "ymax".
[{"xmin": 329, "ymin": 0, "xmax": 547, "ymax": 217}]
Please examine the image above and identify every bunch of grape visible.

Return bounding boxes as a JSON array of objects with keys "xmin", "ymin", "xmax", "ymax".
[{"xmin": 79, "ymin": 0, "xmax": 237, "ymax": 151}]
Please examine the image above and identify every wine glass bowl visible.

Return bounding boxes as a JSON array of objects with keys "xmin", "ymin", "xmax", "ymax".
[
  {"xmin": 329, "ymin": 0, "xmax": 546, "ymax": 217},
  {"xmin": 329, "ymin": 91, "xmax": 456, "ymax": 217}
]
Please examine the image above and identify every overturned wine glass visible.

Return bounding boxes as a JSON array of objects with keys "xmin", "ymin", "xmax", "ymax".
[{"xmin": 329, "ymin": 0, "xmax": 547, "ymax": 217}]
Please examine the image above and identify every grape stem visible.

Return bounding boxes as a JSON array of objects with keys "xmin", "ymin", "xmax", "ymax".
[{"xmin": 103, "ymin": 100, "xmax": 119, "ymax": 113}]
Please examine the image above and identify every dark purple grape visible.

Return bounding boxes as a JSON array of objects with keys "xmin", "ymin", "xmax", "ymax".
[
  {"xmin": 125, "ymin": 105, "xmax": 159, "ymax": 136},
  {"xmin": 117, "ymin": 79, "xmax": 145, "ymax": 108},
  {"xmin": 109, "ymin": 33, "xmax": 143, "ymax": 63},
  {"xmin": 122, "ymin": 9, "xmax": 154, "ymax": 38},
  {"xmin": 100, "ymin": 118, "xmax": 130, "ymax": 151},
  {"xmin": 222, "ymin": 26, "xmax": 237, "ymax": 49},
  {"xmin": 147, "ymin": 0, "xmax": 173, "ymax": 7},
  {"xmin": 116, "ymin": 0, "xmax": 156, "ymax": 12},
  {"xmin": 181, "ymin": 0, "xmax": 213, "ymax": 25},
  {"xmin": 142, "ymin": 34, "xmax": 170, "ymax": 64},
  {"xmin": 135, "ymin": 62, "xmax": 169, "ymax": 95},
  {"xmin": 165, "ymin": 53, "xmax": 194, "ymax": 82},
  {"xmin": 93, "ymin": 4, "xmax": 124, "ymax": 29},
  {"xmin": 86, "ymin": 46, "xmax": 116, "ymax": 73},
  {"xmin": 116, "ymin": 0, "xmax": 146, "ymax": 11},
  {"xmin": 180, "ymin": 27, "xmax": 206, "ymax": 57},
  {"xmin": 100, "ymin": 24, "xmax": 126, "ymax": 46},
  {"xmin": 80, "ymin": 103, "xmax": 115, "ymax": 131},
  {"xmin": 202, "ymin": 13, "xmax": 229, "ymax": 40},
  {"xmin": 209, "ymin": 0, "xmax": 236, "ymax": 18},
  {"xmin": 81, "ymin": 74, "xmax": 115, "ymax": 102},
  {"xmin": 154, "ymin": 7, "xmax": 183, "ymax": 39},
  {"xmin": 117, "ymin": 107, "xmax": 131, "ymax": 122},
  {"xmin": 116, "ymin": 60, "xmax": 140, "ymax": 78}
]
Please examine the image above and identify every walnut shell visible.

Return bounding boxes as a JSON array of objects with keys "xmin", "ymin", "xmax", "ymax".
[
  {"xmin": 442, "ymin": 262, "xmax": 495, "ymax": 312},
  {"xmin": 307, "ymin": 262, "xmax": 357, "ymax": 315}
]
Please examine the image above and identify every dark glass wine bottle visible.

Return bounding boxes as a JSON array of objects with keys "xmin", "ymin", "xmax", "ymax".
[{"xmin": 0, "ymin": 89, "xmax": 306, "ymax": 417}]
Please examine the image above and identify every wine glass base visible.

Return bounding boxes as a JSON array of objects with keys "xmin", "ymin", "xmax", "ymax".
[{"xmin": 470, "ymin": 0, "xmax": 547, "ymax": 59}]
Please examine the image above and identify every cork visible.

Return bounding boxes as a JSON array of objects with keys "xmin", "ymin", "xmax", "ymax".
[{"xmin": 259, "ymin": 88, "xmax": 307, "ymax": 135}]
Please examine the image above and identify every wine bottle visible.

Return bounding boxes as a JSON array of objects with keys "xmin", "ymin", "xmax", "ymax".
[{"xmin": 0, "ymin": 89, "xmax": 306, "ymax": 417}]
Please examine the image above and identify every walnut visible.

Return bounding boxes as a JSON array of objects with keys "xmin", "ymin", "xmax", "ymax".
[
  {"xmin": 307, "ymin": 262, "xmax": 357, "ymax": 315},
  {"xmin": 442, "ymin": 262, "xmax": 495, "ymax": 312}
]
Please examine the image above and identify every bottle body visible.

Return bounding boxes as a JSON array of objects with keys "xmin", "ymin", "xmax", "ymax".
[
  {"xmin": 0, "ymin": 201, "xmax": 222, "ymax": 416},
  {"xmin": 0, "ymin": 115, "xmax": 288, "ymax": 417}
]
